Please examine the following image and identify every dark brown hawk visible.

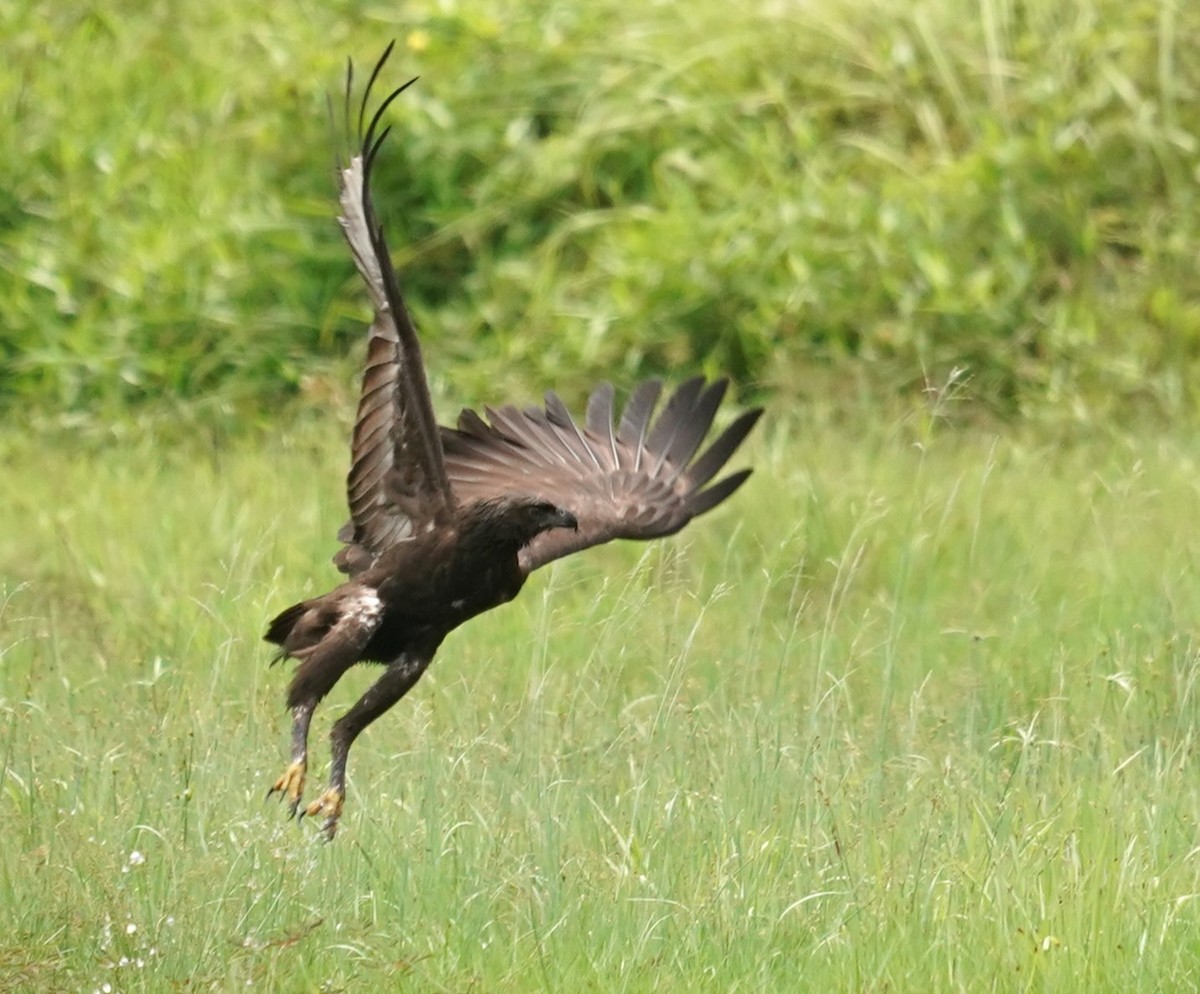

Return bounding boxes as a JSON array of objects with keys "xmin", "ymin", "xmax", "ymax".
[{"xmin": 265, "ymin": 44, "xmax": 762, "ymax": 839}]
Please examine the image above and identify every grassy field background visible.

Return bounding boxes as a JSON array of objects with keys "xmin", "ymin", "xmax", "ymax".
[
  {"xmin": 4, "ymin": 411, "xmax": 1200, "ymax": 991},
  {"xmin": 4, "ymin": 0, "xmax": 1200, "ymax": 990}
]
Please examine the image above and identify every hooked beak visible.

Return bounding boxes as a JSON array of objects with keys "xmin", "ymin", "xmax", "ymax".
[{"xmin": 556, "ymin": 508, "xmax": 579, "ymax": 532}]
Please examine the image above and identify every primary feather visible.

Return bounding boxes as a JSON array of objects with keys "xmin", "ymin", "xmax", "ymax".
[{"xmin": 440, "ymin": 378, "xmax": 762, "ymax": 572}]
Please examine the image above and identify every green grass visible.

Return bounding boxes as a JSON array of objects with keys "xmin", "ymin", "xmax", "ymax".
[{"xmin": 4, "ymin": 409, "xmax": 1200, "ymax": 991}]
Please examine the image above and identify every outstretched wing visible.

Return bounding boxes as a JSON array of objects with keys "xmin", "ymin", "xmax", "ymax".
[
  {"xmin": 441, "ymin": 377, "xmax": 762, "ymax": 572},
  {"xmin": 333, "ymin": 43, "xmax": 454, "ymax": 576}
]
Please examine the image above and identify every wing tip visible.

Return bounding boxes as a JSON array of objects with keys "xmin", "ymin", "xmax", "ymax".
[{"xmin": 687, "ymin": 467, "xmax": 754, "ymax": 519}]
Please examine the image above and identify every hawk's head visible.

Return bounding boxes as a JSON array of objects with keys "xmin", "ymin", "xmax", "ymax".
[{"xmin": 464, "ymin": 496, "xmax": 578, "ymax": 553}]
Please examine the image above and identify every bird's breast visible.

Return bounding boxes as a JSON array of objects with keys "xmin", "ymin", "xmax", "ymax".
[
  {"xmin": 372, "ymin": 536, "xmax": 525, "ymax": 629},
  {"xmin": 449, "ymin": 559, "xmax": 525, "ymax": 617}
]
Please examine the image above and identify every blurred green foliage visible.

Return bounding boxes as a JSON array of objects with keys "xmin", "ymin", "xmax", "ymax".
[{"xmin": 1, "ymin": 0, "xmax": 1198, "ymax": 426}]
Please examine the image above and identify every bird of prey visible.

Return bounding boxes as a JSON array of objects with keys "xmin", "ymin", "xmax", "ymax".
[{"xmin": 265, "ymin": 43, "xmax": 762, "ymax": 839}]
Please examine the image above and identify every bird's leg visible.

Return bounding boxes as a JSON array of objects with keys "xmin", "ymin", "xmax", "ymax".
[
  {"xmin": 303, "ymin": 654, "xmax": 430, "ymax": 840},
  {"xmin": 267, "ymin": 700, "xmax": 315, "ymax": 818}
]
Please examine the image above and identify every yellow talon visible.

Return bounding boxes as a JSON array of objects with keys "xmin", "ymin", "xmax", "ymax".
[
  {"xmin": 267, "ymin": 760, "xmax": 307, "ymax": 817},
  {"xmin": 303, "ymin": 788, "xmax": 345, "ymax": 839}
]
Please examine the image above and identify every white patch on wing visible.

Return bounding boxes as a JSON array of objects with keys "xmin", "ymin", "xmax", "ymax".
[{"xmin": 344, "ymin": 588, "xmax": 383, "ymax": 628}]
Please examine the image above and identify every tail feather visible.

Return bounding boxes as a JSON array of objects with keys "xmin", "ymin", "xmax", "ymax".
[
  {"xmin": 265, "ymin": 601, "xmax": 310, "ymax": 651},
  {"xmin": 270, "ymin": 589, "xmax": 385, "ymax": 708}
]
